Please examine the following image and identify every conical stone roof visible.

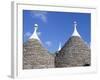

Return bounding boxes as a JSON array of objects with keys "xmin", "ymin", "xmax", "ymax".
[
  {"xmin": 55, "ymin": 22, "xmax": 91, "ymax": 67},
  {"xmin": 23, "ymin": 24, "xmax": 54, "ymax": 69},
  {"xmin": 23, "ymin": 39, "xmax": 54, "ymax": 69}
]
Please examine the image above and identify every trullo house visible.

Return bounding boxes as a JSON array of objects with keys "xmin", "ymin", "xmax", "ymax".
[
  {"xmin": 55, "ymin": 21, "xmax": 91, "ymax": 67},
  {"xmin": 23, "ymin": 24, "xmax": 54, "ymax": 69}
]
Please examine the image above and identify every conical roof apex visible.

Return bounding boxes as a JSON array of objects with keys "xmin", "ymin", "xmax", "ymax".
[
  {"xmin": 72, "ymin": 21, "xmax": 81, "ymax": 37},
  {"xmin": 29, "ymin": 24, "xmax": 40, "ymax": 41}
]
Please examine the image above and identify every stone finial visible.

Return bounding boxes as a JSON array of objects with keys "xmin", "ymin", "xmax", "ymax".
[
  {"xmin": 58, "ymin": 42, "xmax": 62, "ymax": 51},
  {"xmin": 29, "ymin": 24, "xmax": 40, "ymax": 41},
  {"xmin": 72, "ymin": 21, "xmax": 81, "ymax": 37}
]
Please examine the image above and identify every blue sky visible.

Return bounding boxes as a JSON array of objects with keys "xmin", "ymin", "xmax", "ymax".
[{"xmin": 23, "ymin": 10, "xmax": 91, "ymax": 53}]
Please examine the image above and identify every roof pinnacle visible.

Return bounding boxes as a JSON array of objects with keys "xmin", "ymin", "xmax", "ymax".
[
  {"xmin": 58, "ymin": 42, "xmax": 62, "ymax": 51},
  {"xmin": 29, "ymin": 24, "xmax": 40, "ymax": 41},
  {"xmin": 72, "ymin": 21, "xmax": 81, "ymax": 37}
]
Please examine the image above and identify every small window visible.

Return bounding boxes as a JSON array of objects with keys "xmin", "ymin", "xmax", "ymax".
[{"xmin": 83, "ymin": 64, "xmax": 90, "ymax": 66}]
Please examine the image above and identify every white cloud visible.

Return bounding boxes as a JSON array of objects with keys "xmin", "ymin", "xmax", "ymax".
[
  {"xmin": 37, "ymin": 32, "xmax": 41, "ymax": 36},
  {"xmin": 31, "ymin": 11, "xmax": 47, "ymax": 23},
  {"xmin": 24, "ymin": 32, "xmax": 31, "ymax": 37},
  {"xmin": 45, "ymin": 41, "xmax": 52, "ymax": 47},
  {"xmin": 24, "ymin": 31, "xmax": 41, "ymax": 38}
]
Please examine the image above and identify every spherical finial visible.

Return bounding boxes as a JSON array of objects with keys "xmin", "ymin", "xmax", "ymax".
[
  {"xmin": 34, "ymin": 24, "xmax": 38, "ymax": 27},
  {"xmin": 74, "ymin": 21, "xmax": 77, "ymax": 24},
  {"xmin": 74, "ymin": 21, "xmax": 77, "ymax": 27},
  {"xmin": 34, "ymin": 24, "xmax": 38, "ymax": 31}
]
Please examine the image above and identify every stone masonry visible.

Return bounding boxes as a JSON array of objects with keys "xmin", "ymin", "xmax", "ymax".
[
  {"xmin": 23, "ymin": 39, "xmax": 54, "ymax": 69},
  {"xmin": 55, "ymin": 36, "xmax": 91, "ymax": 67}
]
